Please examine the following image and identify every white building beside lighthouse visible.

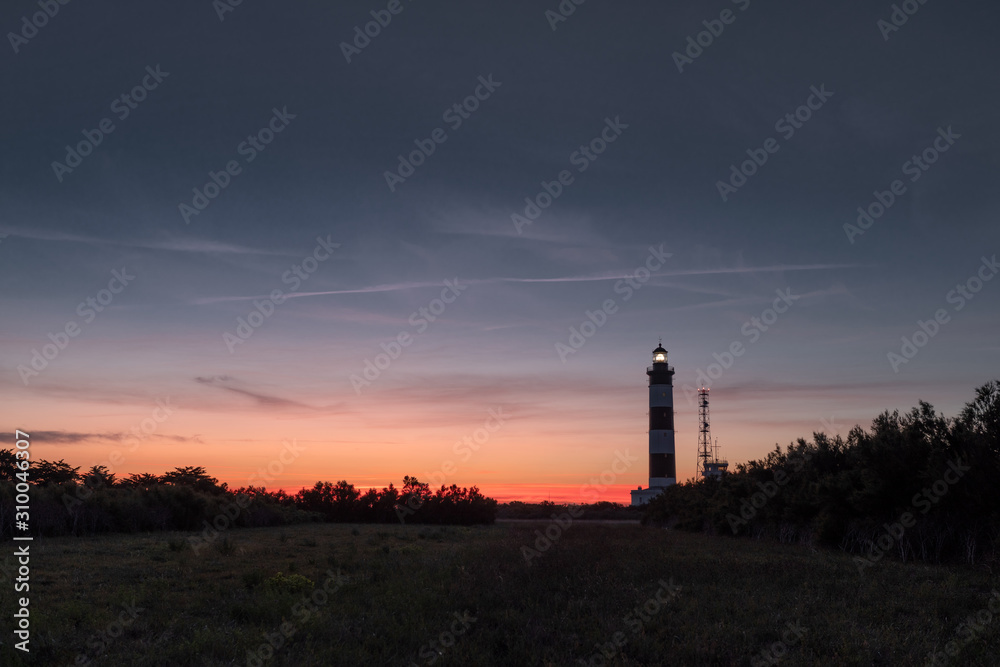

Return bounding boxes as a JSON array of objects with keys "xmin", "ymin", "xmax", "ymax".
[{"xmin": 631, "ymin": 342, "xmax": 676, "ymax": 506}]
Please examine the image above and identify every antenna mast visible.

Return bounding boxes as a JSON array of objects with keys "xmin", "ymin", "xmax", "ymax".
[{"xmin": 697, "ymin": 387, "xmax": 711, "ymax": 477}]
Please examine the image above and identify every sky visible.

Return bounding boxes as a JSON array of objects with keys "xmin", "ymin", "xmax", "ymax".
[{"xmin": 1, "ymin": 0, "xmax": 998, "ymax": 502}]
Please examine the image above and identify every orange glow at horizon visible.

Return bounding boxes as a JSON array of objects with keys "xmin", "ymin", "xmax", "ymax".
[{"xmin": 6, "ymin": 336, "xmax": 973, "ymax": 505}]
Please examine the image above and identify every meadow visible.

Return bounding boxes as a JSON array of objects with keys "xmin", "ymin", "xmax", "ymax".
[{"xmin": 1, "ymin": 521, "xmax": 998, "ymax": 666}]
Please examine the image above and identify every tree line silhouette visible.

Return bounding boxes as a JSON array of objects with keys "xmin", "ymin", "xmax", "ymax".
[
  {"xmin": 643, "ymin": 381, "xmax": 1000, "ymax": 566},
  {"xmin": 7, "ymin": 381, "xmax": 996, "ymax": 557},
  {"xmin": 0, "ymin": 456, "xmax": 497, "ymax": 538}
]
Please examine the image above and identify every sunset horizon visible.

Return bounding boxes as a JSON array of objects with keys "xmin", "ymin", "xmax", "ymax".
[{"xmin": 8, "ymin": 345, "xmax": 991, "ymax": 504}]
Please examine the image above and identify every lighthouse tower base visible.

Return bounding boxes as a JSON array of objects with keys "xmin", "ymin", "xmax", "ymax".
[{"xmin": 630, "ymin": 485, "xmax": 669, "ymax": 506}]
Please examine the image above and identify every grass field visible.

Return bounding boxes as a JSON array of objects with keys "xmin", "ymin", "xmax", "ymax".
[{"xmin": 2, "ymin": 521, "xmax": 998, "ymax": 666}]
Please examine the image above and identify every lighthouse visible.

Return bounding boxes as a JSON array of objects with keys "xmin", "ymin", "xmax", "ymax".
[{"xmin": 630, "ymin": 342, "xmax": 676, "ymax": 506}]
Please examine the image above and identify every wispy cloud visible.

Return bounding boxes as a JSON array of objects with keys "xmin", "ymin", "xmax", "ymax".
[
  {"xmin": 495, "ymin": 263, "xmax": 857, "ymax": 284},
  {"xmin": 0, "ymin": 226, "xmax": 297, "ymax": 257},
  {"xmin": 719, "ymin": 377, "xmax": 975, "ymax": 403},
  {"xmin": 194, "ymin": 375, "xmax": 336, "ymax": 412},
  {"xmin": 663, "ymin": 284, "xmax": 852, "ymax": 313},
  {"xmin": 191, "ymin": 280, "xmax": 454, "ymax": 304},
  {"xmin": 26, "ymin": 430, "xmax": 111, "ymax": 444},
  {"xmin": 192, "ymin": 263, "xmax": 860, "ymax": 304},
  {"xmin": 25, "ymin": 430, "xmax": 202, "ymax": 446}
]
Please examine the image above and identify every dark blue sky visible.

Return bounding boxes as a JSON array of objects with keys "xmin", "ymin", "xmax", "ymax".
[{"xmin": 2, "ymin": 0, "xmax": 998, "ymax": 495}]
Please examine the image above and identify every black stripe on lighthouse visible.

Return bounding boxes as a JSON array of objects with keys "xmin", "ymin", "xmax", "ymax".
[
  {"xmin": 649, "ymin": 453, "xmax": 675, "ymax": 479},
  {"xmin": 649, "ymin": 407, "xmax": 674, "ymax": 431}
]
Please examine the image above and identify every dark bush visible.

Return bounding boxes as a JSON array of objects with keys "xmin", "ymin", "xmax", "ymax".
[{"xmin": 643, "ymin": 381, "xmax": 1000, "ymax": 565}]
